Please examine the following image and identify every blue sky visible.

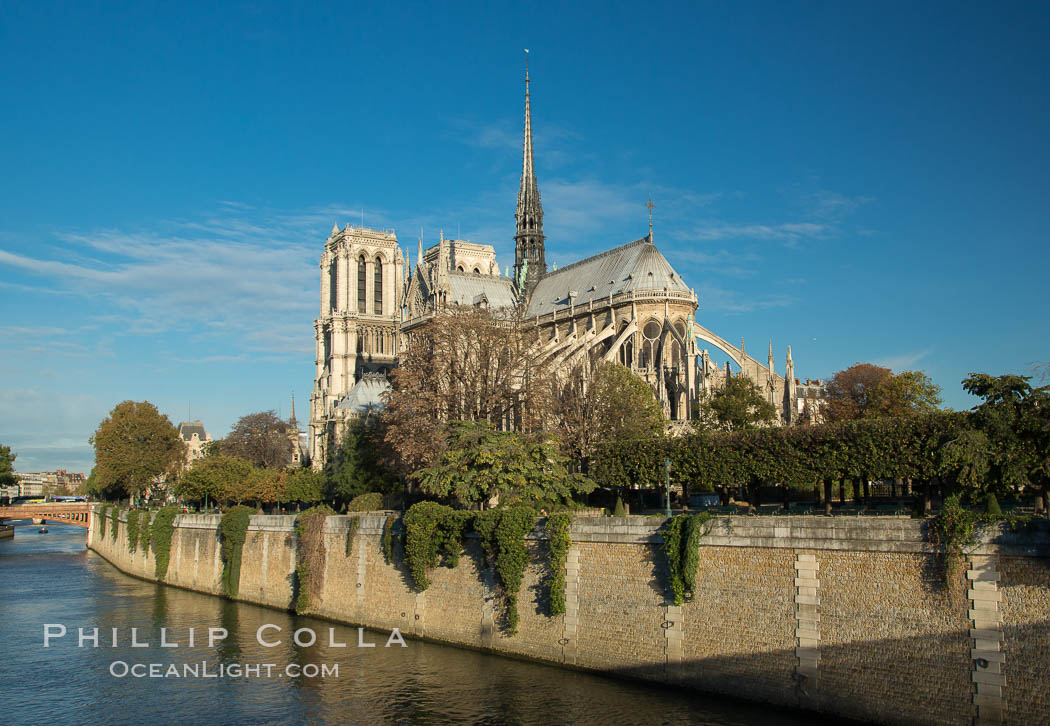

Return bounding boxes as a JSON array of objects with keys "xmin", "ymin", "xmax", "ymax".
[{"xmin": 2, "ymin": 1, "xmax": 1048, "ymax": 474}]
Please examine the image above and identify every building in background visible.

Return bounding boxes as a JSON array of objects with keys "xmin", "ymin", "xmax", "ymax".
[
  {"xmin": 177, "ymin": 420, "xmax": 212, "ymax": 467},
  {"xmin": 12, "ymin": 470, "xmax": 86, "ymax": 498}
]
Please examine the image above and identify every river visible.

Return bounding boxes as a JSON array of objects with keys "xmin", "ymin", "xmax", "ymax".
[{"xmin": 0, "ymin": 522, "xmax": 821, "ymax": 725}]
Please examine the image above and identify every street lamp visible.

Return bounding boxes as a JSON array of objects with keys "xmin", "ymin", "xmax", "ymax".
[{"xmin": 664, "ymin": 457, "xmax": 672, "ymax": 517}]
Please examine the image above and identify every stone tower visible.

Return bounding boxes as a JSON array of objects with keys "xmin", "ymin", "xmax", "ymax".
[
  {"xmin": 309, "ymin": 224, "xmax": 403, "ymax": 466},
  {"xmin": 513, "ymin": 59, "xmax": 546, "ymax": 300}
]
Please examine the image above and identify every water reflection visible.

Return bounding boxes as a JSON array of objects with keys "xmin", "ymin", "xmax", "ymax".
[{"xmin": 0, "ymin": 523, "xmax": 815, "ymax": 725}]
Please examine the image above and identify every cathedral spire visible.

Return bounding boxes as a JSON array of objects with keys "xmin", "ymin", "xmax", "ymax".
[{"xmin": 514, "ymin": 50, "xmax": 546, "ymax": 299}]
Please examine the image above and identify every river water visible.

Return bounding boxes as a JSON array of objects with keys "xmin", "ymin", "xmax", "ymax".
[{"xmin": 0, "ymin": 523, "xmax": 818, "ymax": 725}]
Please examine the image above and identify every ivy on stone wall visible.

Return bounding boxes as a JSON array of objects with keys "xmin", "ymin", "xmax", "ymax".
[
  {"xmin": 126, "ymin": 509, "xmax": 141, "ymax": 553},
  {"xmin": 139, "ymin": 511, "xmax": 153, "ymax": 554},
  {"xmin": 544, "ymin": 513, "xmax": 573, "ymax": 616},
  {"xmin": 345, "ymin": 517, "xmax": 358, "ymax": 558},
  {"xmin": 382, "ymin": 514, "xmax": 397, "ymax": 565},
  {"xmin": 151, "ymin": 506, "xmax": 181, "ymax": 580},
  {"xmin": 402, "ymin": 501, "xmax": 472, "ymax": 591},
  {"xmin": 662, "ymin": 512, "xmax": 712, "ymax": 605},
  {"xmin": 98, "ymin": 504, "xmax": 111, "ymax": 539},
  {"xmin": 219, "ymin": 506, "xmax": 254, "ymax": 599},
  {"xmin": 295, "ymin": 504, "xmax": 335, "ymax": 614},
  {"xmin": 110, "ymin": 507, "xmax": 121, "ymax": 542},
  {"xmin": 475, "ymin": 505, "xmax": 536, "ymax": 635}
]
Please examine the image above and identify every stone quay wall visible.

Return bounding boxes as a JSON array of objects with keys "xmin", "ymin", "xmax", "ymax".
[{"xmin": 89, "ymin": 510, "xmax": 1050, "ymax": 725}]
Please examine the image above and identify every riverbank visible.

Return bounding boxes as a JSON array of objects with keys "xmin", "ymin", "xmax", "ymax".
[{"xmin": 89, "ymin": 509, "xmax": 1050, "ymax": 725}]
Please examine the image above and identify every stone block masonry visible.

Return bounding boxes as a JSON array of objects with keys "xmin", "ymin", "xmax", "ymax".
[{"xmin": 89, "ymin": 511, "xmax": 1050, "ymax": 725}]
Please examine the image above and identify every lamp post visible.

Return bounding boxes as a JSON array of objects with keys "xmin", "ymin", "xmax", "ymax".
[{"xmin": 664, "ymin": 457, "xmax": 672, "ymax": 517}]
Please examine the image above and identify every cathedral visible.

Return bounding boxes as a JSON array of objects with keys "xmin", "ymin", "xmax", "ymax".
[{"xmin": 309, "ymin": 68, "xmax": 814, "ymax": 467}]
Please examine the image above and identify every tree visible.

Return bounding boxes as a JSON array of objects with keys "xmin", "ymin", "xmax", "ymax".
[
  {"xmin": 697, "ymin": 375, "xmax": 778, "ymax": 432},
  {"xmin": 325, "ymin": 419, "xmax": 399, "ymax": 508},
  {"xmin": 175, "ymin": 455, "xmax": 256, "ymax": 506},
  {"xmin": 825, "ymin": 363, "xmax": 893, "ymax": 422},
  {"xmin": 90, "ymin": 401, "xmax": 185, "ymax": 501},
  {"xmin": 868, "ymin": 370, "xmax": 943, "ymax": 417},
  {"xmin": 412, "ymin": 421, "xmax": 595, "ymax": 510},
  {"xmin": 384, "ymin": 306, "xmax": 555, "ymax": 477},
  {"xmin": 284, "ymin": 467, "xmax": 324, "ymax": 508},
  {"xmin": 0, "ymin": 444, "xmax": 16, "ymax": 490},
  {"xmin": 826, "ymin": 363, "xmax": 942, "ymax": 421},
  {"xmin": 554, "ymin": 362, "xmax": 665, "ymax": 471},
  {"xmin": 219, "ymin": 410, "xmax": 294, "ymax": 469},
  {"xmin": 963, "ymin": 373, "xmax": 1050, "ymax": 507}
]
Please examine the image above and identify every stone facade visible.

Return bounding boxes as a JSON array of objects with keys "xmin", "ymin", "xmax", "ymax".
[
  {"xmin": 91, "ymin": 510, "xmax": 1050, "ymax": 724},
  {"xmin": 177, "ymin": 420, "xmax": 212, "ymax": 468},
  {"xmin": 309, "ymin": 225, "xmax": 403, "ymax": 464}
]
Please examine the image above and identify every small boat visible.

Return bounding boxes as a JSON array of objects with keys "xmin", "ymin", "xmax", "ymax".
[{"xmin": 38, "ymin": 527, "xmax": 48, "ymax": 534}]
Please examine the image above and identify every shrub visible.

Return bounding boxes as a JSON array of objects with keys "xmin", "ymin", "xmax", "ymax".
[
  {"xmin": 151, "ymin": 506, "xmax": 181, "ymax": 580},
  {"xmin": 220, "ymin": 506, "xmax": 254, "ymax": 598},
  {"xmin": 346, "ymin": 492, "xmax": 384, "ymax": 513},
  {"xmin": 985, "ymin": 493, "xmax": 1002, "ymax": 517},
  {"xmin": 612, "ymin": 496, "xmax": 625, "ymax": 517}
]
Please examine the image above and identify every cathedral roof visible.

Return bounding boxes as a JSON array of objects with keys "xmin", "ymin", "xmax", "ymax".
[
  {"xmin": 335, "ymin": 374, "xmax": 391, "ymax": 416},
  {"xmin": 446, "ymin": 273, "xmax": 517, "ymax": 309},
  {"xmin": 524, "ymin": 237, "xmax": 691, "ymax": 318}
]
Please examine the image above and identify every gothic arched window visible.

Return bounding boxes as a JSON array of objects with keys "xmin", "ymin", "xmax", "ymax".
[
  {"xmin": 357, "ymin": 255, "xmax": 366, "ymax": 313},
  {"xmin": 374, "ymin": 256, "xmax": 383, "ymax": 315},
  {"xmin": 641, "ymin": 320, "xmax": 661, "ymax": 369}
]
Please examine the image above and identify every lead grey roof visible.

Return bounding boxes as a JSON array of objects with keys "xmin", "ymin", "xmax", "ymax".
[
  {"xmin": 446, "ymin": 273, "xmax": 517, "ymax": 309},
  {"xmin": 336, "ymin": 375, "xmax": 391, "ymax": 415},
  {"xmin": 178, "ymin": 421, "xmax": 207, "ymax": 441},
  {"xmin": 524, "ymin": 237, "xmax": 691, "ymax": 318}
]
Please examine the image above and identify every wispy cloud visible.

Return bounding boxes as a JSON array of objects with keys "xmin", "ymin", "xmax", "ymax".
[
  {"xmin": 874, "ymin": 348, "xmax": 933, "ymax": 371},
  {"xmin": 682, "ymin": 221, "xmax": 830, "ymax": 243},
  {"xmin": 0, "ymin": 206, "xmax": 345, "ymax": 355}
]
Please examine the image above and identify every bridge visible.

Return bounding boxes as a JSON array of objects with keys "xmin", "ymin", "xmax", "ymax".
[{"xmin": 0, "ymin": 503, "xmax": 91, "ymax": 528}]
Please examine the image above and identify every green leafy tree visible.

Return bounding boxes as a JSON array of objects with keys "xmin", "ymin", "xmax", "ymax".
[
  {"xmin": 90, "ymin": 401, "xmax": 185, "ymax": 501},
  {"xmin": 283, "ymin": 467, "xmax": 324, "ymax": 509},
  {"xmin": 826, "ymin": 363, "xmax": 942, "ymax": 422},
  {"xmin": 325, "ymin": 420, "xmax": 399, "ymax": 508},
  {"xmin": 412, "ymin": 421, "xmax": 595, "ymax": 510},
  {"xmin": 697, "ymin": 375, "xmax": 777, "ymax": 431},
  {"xmin": 963, "ymin": 373, "xmax": 1050, "ymax": 506},
  {"xmin": 218, "ymin": 410, "xmax": 294, "ymax": 469},
  {"xmin": 176, "ymin": 455, "xmax": 256, "ymax": 506},
  {"xmin": 868, "ymin": 370, "xmax": 943, "ymax": 417},
  {"xmin": 0, "ymin": 444, "xmax": 16, "ymax": 491},
  {"xmin": 554, "ymin": 362, "xmax": 665, "ymax": 471}
]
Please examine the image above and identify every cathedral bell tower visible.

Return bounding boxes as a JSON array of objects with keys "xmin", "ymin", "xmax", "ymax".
[{"xmin": 514, "ymin": 55, "xmax": 546, "ymax": 300}]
